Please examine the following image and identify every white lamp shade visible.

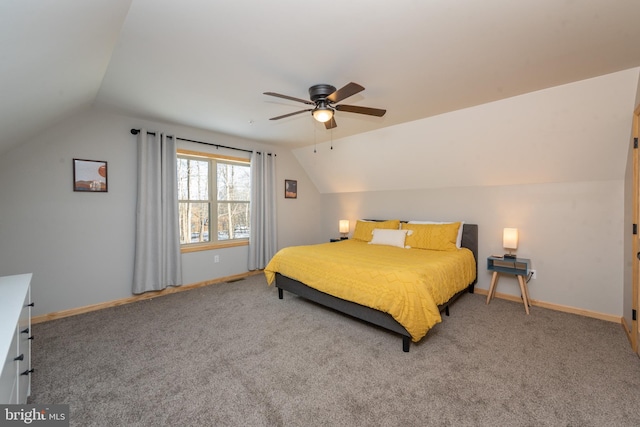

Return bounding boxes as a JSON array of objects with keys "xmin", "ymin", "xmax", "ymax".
[
  {"xmin": 339, "ymin": 220, "xmax": 350, "ymax": 234},
  {"xmin": 503, "ymin": 228, "xmax": 518, "ymax": 250},
  {"xmin": 313, "ymin": 108, "xmax": 333, "ymax": 123}
]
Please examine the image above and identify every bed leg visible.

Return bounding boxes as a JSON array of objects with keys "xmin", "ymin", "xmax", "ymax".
[
  {"xmin": 469, "ymin": 283, "xmax": 476, "ymax": 294},
  {"xmin": 278, "ymin": 288, "xmax": 283, "ymax": 299},
  {"xmin": 402, "ymin": 336, "xmax": 410, "ymax": 352},
  {"xmin": 445, "ymin": 305, "xmax": 450, "ymax": 316}
]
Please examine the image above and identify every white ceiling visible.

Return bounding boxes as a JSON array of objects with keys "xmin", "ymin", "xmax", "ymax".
[{"xmin": 2, "ymin": 0, "xmax": 640, "ymax": 155}]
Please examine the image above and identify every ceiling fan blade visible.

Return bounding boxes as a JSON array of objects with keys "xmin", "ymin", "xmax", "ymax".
[
  {"xmin": 335, "ymin": 104, "xmax": 386, "ymax": 117},
  {"xmin": 324, "ymin": 116, "xmax": 337, "ymax": 129},
  {"xmin": 269, "ymin": 109, "xmax": 313, "ymax": 120},
  {"xmin": 264, "ymin": 92, "xmax": 314, "ymax": 105},
  {"xmin": 327, "ymin": 82, "xmax": 365, "ymax": 103}
]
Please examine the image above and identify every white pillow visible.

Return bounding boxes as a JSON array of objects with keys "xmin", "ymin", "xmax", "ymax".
[
  {"xmin": 408, "ymin": 221, "xmax": 465, "ymax": 248},
  {"xmin": 369, "ymin": 229, "xmax": 412, "ymax": 248}
]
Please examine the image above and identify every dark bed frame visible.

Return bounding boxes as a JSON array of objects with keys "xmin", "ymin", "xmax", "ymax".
[{"xmin": 275, "ymin": 223, "xmax": 478, "ymax": 352}]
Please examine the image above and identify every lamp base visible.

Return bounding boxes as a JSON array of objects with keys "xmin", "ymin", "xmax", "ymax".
[{"xmin": 503, "ymin": 254, "xmax": 517, "ymax": 260}]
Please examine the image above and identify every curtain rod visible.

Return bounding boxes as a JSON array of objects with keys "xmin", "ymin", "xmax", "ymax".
[{"xmin": 130, "ymin": 128, "xmax": 267, "ymax": 155}]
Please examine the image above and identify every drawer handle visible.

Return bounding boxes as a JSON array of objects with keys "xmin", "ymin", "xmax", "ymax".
[
  {"xmin": 14, "ymin": 354, "xmax": 24, "ymax": 361},
  {"xmin": 21, "ymin": 327, "xmax": 29, "ymax": 334},
  {"xmin": 20, "ymin": 368, "xmax": 34, "ymax": 376},
  {"xmin": 28, "ymin": 336, "xmax": 34, "ymax": 340},
  {"xmin": 27, "ymin": 302, "xmax": 34, "ymax": 307}
]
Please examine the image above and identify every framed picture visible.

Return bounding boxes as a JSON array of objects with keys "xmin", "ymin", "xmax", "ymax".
[
  {"xmin": 73, "ymin": 159, "xmax": 108, "ymax": 192},
  {"xmin": 285, "ymin": 179, "xmax": 297, "ymax": 199}
]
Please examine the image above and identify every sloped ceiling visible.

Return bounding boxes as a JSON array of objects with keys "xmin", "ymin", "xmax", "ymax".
[
  {"xmin": 0, "ymin": 0, "xmax": 132, "ymax": 155},
  {"xmin": 1, "ymin": 0, "xmax": 640, "ymax": 156},
  {"xmin": 294, "ymin": 68, "xmax": 640, "ymax": 193}
]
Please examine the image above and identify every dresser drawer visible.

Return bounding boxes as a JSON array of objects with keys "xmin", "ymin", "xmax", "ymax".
[
  {"xmin": 17, "ymin": 288, "xmax": 32, "ymax": 402},
  {"xmin": 0, "ymin": 274, "xmax": 32, "ymax": 404},
  {"xmin": 0, "ymin": 328, "xmax": 18, "ymax": 404}
]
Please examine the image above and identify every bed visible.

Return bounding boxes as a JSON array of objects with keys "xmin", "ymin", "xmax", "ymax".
[{"xmin": 264, "ymin": 221, "xmax": 478, "ymax": 352}]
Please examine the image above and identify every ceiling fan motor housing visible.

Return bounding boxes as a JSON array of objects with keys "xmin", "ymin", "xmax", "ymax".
[{"xmin": 309, "ymin": 84, "xmax": 336, "ymax": 102}]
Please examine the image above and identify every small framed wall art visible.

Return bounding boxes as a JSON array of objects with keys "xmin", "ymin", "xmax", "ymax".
[
  {"xmin": 73, "ymin": 159, "xmax": 108, "ymax": 192},
  {"xmin": 285, "ymin": 179, "xmax": 297, "ymax": 199}
]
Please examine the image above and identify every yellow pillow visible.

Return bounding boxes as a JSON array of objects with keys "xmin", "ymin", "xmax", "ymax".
[
  {"xmin": 352, "ymin": 220, "xmax": 400, "ymax": 242},
  {"xmin": 401, "ymin": 222, "xmax": 460, "ymax": 251}
]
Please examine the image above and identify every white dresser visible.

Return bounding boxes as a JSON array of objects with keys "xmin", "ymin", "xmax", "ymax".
[{"xmin": 0, "ymin": 273, "xmax": 33, "ymax": 404}]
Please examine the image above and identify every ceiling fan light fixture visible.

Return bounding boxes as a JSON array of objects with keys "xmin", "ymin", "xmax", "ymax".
[
  {"xmin": 312, "ymin": 108, "xmax": 333, "ymax": 123},
  {"xmin": 312, "ymin": 101, "xmax": 334, "ymax": 123}
]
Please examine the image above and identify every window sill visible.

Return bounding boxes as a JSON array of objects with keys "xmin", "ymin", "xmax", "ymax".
[{"xmin": 181, "ymin": 240, "xmax": 249, "ymax": 253}]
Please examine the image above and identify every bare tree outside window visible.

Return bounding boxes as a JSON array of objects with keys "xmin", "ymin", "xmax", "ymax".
[
  {"xmin": 217, "ymin": 162, "xmax": 251, "ymax": 240},
  {"xmin": 177, "ymin": 152, "xmax": 250, "ymax": 246}
]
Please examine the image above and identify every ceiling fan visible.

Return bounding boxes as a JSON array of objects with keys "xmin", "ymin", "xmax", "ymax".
[{"xmin": 264, "ymin": 82, "xmax": 386, "ymax": 129}]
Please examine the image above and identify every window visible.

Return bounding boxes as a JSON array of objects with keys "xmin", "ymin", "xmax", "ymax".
[{"xmin": 177, "ymin": 150, "xmax": 250, "ymax": 249}]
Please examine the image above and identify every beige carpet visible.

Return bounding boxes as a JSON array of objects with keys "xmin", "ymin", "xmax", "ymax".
[{"xmin": 30, "ymin": 274, "xmax": 640, "ymax": 426}]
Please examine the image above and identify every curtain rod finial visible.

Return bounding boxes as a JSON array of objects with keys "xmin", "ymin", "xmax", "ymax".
[{"xmin": 130, "ymin": 129, "xmax": 139, "ymax": 135}]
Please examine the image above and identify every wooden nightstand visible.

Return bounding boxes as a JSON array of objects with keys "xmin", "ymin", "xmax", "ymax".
[{"xmin": 486, "ymin": 256, "xmax": 532, "ymax": 314}]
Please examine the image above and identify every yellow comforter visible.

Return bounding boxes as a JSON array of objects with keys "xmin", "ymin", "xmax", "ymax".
[{"xmin": 264, "ymin": 240, "xmax": 476, "ymax": 342}]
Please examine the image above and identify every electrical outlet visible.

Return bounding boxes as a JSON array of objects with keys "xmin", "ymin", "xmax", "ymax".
[
  {"xmin": 530, "ymin": 269, "xmax": 537, "ymax": 280},
  {"xmin": 214, "ymin": 255, "xmax": 220, "ymax": 263}
]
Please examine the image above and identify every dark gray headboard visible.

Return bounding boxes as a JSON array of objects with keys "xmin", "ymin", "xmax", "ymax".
[
  {"xmin": 461, "ymin": 223, "xmax": 478, "ymax": 264},
  {"xmin": 461, "ymin": 224, "xmax": 479, "ymax": 285}
]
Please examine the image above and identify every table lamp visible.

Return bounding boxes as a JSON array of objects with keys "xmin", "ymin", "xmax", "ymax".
[
  {"xmin": 339, "ymin": 220, "xmax": 349, "ymax": 239},
  {"xmin": 503, "ymin": 228, "xmax": 518, "ymax": 259}
]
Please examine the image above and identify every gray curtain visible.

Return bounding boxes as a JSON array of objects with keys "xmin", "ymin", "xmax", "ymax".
[
  {"xmin": 133, "ymin": 130, "xmax": 182, "ymax": 294},
  {"xmin": 248, "ymin": 151, "xmax": 277, "ymax": 270}
]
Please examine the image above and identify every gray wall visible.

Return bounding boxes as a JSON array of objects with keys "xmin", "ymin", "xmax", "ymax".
[
  {"xmin": 308, "ymin": 69, "xmax": 640, "ymax": 319},
  {"xmin": 0, "ymin": 108, "xmax": 322, "ymax": 317},
  {"xmin": 321, "ymin": 180, "xmax": 624, "ymax": 316},
  {"xmin": 1, "ymin": 69, "xmax": 637, "ymax": 321}
]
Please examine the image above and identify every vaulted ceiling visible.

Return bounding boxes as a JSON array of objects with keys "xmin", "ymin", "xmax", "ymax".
[{"xmin": 2, "ymin": 0, "xmax": 640, "ymax": 156}]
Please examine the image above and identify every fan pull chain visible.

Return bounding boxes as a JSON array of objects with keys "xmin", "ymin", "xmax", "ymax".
[{"xmin": 330, "ymin": 127, "xmax": 333, "ymax": 150}]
